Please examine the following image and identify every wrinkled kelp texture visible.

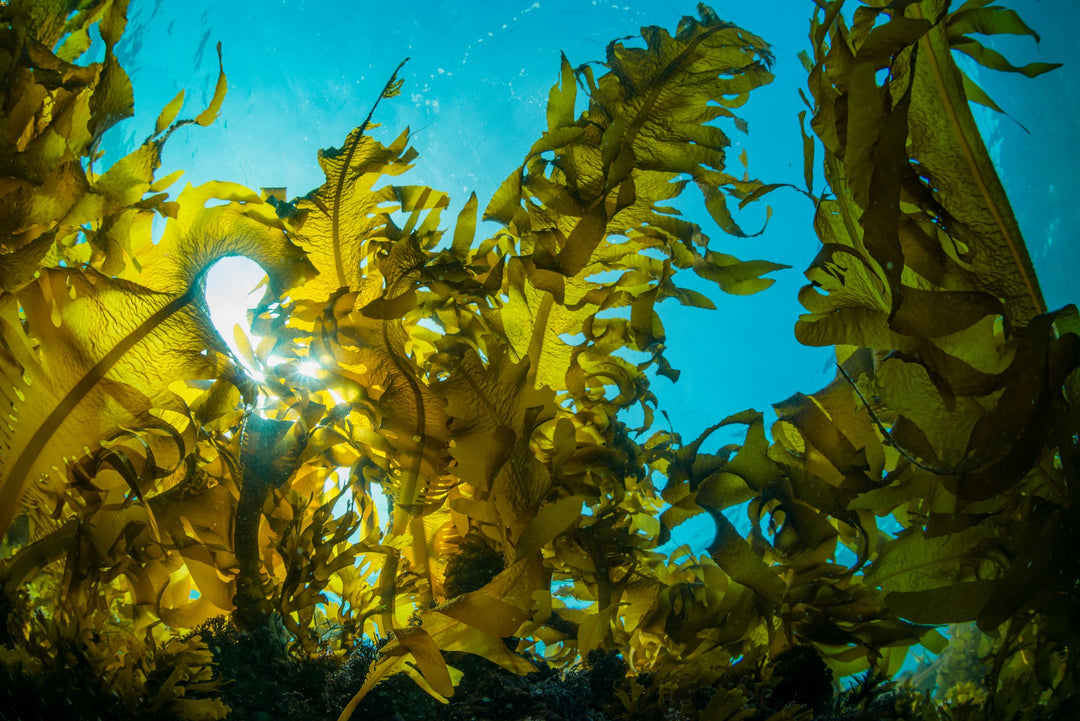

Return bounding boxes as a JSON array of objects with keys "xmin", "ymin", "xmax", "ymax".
[{"xmin": 0, "ymin": 0, "xmax": 1077, "ymax": 719}]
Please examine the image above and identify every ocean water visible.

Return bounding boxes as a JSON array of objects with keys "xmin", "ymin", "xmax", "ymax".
[{"xmin": 100, "ymin": 0, "xmax": 1078, "ymax": 559}]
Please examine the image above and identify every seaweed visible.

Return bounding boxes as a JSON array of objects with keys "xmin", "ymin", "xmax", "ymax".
[{"xmin": 0, "ymin": 1, "xmax": 1076, "ymax": 720}]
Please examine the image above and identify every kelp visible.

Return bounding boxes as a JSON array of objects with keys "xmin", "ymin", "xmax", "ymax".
[
  {"xmin": 787, "ymin": 0, "xmax": 1079, "ymax": 701},
  {"xmin": 0, "ymin": 1, "xmax": 1076, "ymax": 720}
]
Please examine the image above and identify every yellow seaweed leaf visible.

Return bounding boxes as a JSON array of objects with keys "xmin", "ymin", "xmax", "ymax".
[
  {"xmin": 194, "ymin": 43, "xmax": 227, "ymax": 127},
  {"xmin": 337, "ymin": 556, "xmax": 542, "ymax": 719},
  {"xmin": 0, "ymin": 188, "xmax": 310, "ymax": 539},
  {"xmin": 514, "ymin": 494, "xmax": 586, "ymax": 561},
  {"xmin": 394, "ymin": 626, "xmax": 454, "ymax": 698},
  {"xmin": 908, "ymin": 1, "xmax": 1047, "ymax": 323},
  {"xmin": 437, "ymin": 343, "xmax": 557, "ymax": 538},
  {"xmin": 155, "ymin": 89, "xmax": 186, "ymax": 136}
]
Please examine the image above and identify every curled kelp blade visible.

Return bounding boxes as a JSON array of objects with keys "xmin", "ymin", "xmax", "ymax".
[
  {"xmin": 130, "ymin": 181, "xmax": 312, "ymax": 296},
  {"xmin": 0, "ymin": 186, "xmax": 312, "ymax": 540}
]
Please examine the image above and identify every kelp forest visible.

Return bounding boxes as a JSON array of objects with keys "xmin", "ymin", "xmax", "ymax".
[{"xmin": 0, "ymin": 0, "xmax": 1077, "ymax": 719}]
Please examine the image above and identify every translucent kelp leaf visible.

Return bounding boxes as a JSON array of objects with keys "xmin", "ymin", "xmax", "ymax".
[
  {"xmin": 906, "ymin": 3, "xmax": 1048, "ymax": 324},
  {"xmin": 0, "ymin": 184, "xmax": 310, "ymax": 539},
  {"xmin": 437, "ymin": 344, "xmax": 557, "ymax": 535}
]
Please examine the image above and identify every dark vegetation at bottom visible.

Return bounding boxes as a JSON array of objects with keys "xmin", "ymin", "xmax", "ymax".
[
  {"xmin": 0, "ymin": 650, "xmax": 129, "ymax": 721},
  {"xmin": 3, "ymin": 611, "xmax": 1041, "ymax": 721}
]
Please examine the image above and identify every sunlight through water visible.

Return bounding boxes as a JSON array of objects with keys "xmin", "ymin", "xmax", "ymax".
[{"xmin": 203, "ymin": 256, "xmax": 267, "ymax": 380}]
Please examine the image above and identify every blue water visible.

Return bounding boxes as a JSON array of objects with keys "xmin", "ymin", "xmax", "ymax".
[{"xmin": 100, "ymin": 1, "xmax": 1079, "ymax": 674}]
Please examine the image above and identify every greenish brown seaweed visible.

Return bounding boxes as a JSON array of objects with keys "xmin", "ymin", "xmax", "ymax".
[{"xmin": 0, "ymin": 1, "xmax": 1075, "ymax": 719}]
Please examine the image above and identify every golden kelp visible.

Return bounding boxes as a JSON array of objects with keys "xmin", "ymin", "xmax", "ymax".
[{"xmin": 0, "ymin": 1, "xmax": 1076, "ymax": 719}]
